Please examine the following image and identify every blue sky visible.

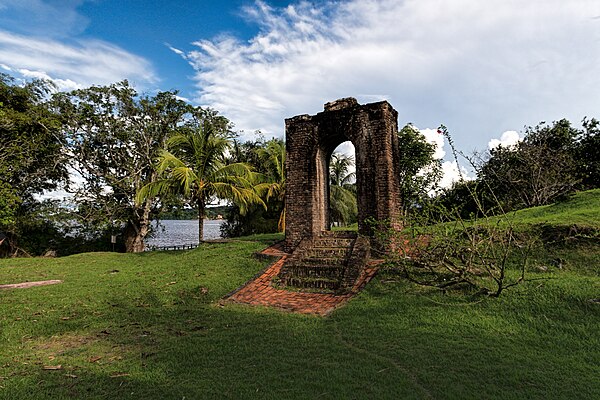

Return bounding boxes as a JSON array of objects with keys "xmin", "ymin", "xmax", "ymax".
[
  {"xmin": 0, "ymin": 0, "xmax": 267, "ymax": 98},
  {"xmin": 2, "ymin": 0, "xmax": 600, "ymax": 185}
]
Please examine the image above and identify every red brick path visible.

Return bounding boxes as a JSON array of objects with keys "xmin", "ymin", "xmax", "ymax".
[{"xmin": 223, "ymin": 243, "xmax": 379, "ymax": 316}]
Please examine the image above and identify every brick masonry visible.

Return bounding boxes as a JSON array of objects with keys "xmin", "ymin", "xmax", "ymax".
[
  {"xmin": 224, "ymin": 98, "xmax": 402, "ymax": 314},
  {"xmin": 284, "ymin": 97, "xmax": 403, "ymax": 252}
]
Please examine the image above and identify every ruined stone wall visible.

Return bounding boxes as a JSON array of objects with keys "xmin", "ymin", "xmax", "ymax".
[{"xmin": 284, "ymin": 98, "xmax": 402, "ymax": 252}]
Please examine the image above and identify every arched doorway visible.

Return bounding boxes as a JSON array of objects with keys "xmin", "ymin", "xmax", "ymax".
[
  {"xmin": 284, "ymin": 97, "xmax": 403, "ymax": 252},
  {"xmin": 328, "ymin": 142, "xmax": 357, "ymax": 229}
]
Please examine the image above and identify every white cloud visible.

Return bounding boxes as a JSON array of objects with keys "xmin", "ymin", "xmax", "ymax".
[
  {"xmin": 0, "ymin": 30, "xmax": 157, "ymax": 90},
  {"xmin": 17, "ymin": 68, "xmax": 82, "ymax": 92},
  {"xmin": 184, "ymin": 0, "xmax": 600, "ymax": 151},
  {"xmin": 419, "ymin": 128, "xmax": 446, "ymax": 160},
  {"xmin": 413, "ymin": 125, "xmax": 474, "ymax": 189},
  {"xmin": 175, "ymin": 95, "xmax": 191, "ymax": 103},
  {"xmin": 166, "ymin": 43, "xmax": 186, "ymax": 57},
  {"xmin": 438, "ymin": 160, "xmax": 473, "ymax": 190},
  {"xmin": 488, "ymin": 130, "xmax": 521, "ymax": 150},
  {"xmin": 333, "ymin": 141, "xmax": 355, "ymax": 157}
]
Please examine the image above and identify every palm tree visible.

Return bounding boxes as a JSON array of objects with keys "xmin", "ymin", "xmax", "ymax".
[
  {"xmin": 329, "ymin": 152, "xmax": 357, "ymax": 227},
  {"xmin": 255, "ymin": 139, "xmax": 286, "ymax": 231},
  {"xmin": 330, "ymin": 152, "xmax": 356, "ymax": 188},
  {"xmin": 137, "ymin": 110, "xmax": 264, "ymax": 241}
]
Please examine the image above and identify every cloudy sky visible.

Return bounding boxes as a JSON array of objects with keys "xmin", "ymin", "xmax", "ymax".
[{"xmin": 2, "ymin": 0, "xmax": 600, "ymax": 184}]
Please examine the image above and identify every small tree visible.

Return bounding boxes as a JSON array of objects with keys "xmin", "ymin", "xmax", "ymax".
[
  {"xmin": 375, "ymin": 126, "xmax": 535, "ymax": 298},
  {"xmin": 576, "ymin": 118, "xmax": 600, "ymax": 190}
]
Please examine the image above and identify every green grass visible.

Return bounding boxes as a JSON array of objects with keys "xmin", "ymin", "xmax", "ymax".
[
  {"xmin": 509, "ymin": 189, "xmax": 600, "ymax": 227},
  {"xmin": 1, "ymin": 192, "xmax": 599, "ymax": 399}
]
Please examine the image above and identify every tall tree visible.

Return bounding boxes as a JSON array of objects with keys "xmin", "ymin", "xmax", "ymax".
[
  {"xmin": 219, "ymin": 137, "xmax": 285, "ymax": 237},
  {"xmin": 54, "ymin": 81, "xmax": 191, "ymax": 252},
  {"xmin": 0, "ymin": 74, "xmax": 67, "ymax": 254},
  {"xmin": 137, "ymin": 110, "xmax": 265, "ymax": 241},
  {"xmin": 396, "ymin": 124, "xmax": 441, "ymax": 216}
]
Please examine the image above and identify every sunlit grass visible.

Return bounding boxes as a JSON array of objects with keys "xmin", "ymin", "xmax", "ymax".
[{"xmin": 0, "ymin": 193, "xmax": 599, "ymax": 399}]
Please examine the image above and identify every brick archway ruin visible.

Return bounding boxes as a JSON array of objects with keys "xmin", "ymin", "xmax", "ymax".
[{"xmin": 284, "ymin": 97, "xmax": 403, "ymax": 252}]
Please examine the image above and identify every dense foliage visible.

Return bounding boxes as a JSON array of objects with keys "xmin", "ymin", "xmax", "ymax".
[
  {"xmin": 1, "ymin": 71, "xmax": 599, "ymax": 256},
  {"xmin": 136, "ymin": 110, "xmax": 264, "ymax": 241},
  {"xmin": 328, "ymin": 152, "xmax": 357, "ymax": 227},
  {"xmin": 577, "ymin": 117, "xmax": 600, "ymax": 189},
  {"xmin": 53, "ymin": 81, "xmax": 195, "ymax": 252},
  {"xmin": 220, "ymin": 137, "xmax": 285, "ymax": 237},
  {"xmin": 0, "ymin": 74, "xmax": 67, "ymax": 255},
  {"xmin": 396, "ymin": 124, "xmax": 441, "ymax": 216},
  {"xmin": 0, "ymin": 75, "xmax": 266, "ymax": 255},
  {"xmin": 439, "ymin": 119, "xmax": 600, "ymax": 219}
]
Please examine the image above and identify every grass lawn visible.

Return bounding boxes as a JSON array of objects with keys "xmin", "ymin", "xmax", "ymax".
[{"xmin": 1, "ymin": 195, "xmax": 599, "ymax": 399}]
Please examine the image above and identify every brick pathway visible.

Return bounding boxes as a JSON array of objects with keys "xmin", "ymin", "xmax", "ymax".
[{"xmin": 223, "ymin": 243, "xmax": 379, "ymax": 316}]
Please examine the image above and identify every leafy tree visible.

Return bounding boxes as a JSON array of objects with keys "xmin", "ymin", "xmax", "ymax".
[
  {"xmin": 255, "ymin": 138, "xmax": 286, "ymax": 231},
  {"xmin": 396, "ymin": 124, "xmax": 441, "ymax": 217},
  {"xmin": 54, "ymin": 81, "xmax": 192, "ymax": 252},
  {"xmin": 479, "ymin": 119, "xmax": 578, "ymax": 210},
  {"xmin": 329, "ymin": 152, "xmax": 355, "ymax": 188},
  {"xmin": 329, "ymin": 152, "xmax": 357, "ymax": 227},
  {"xmin": 220, "ymin": 137, "xmax": 285, "ymax": 238},
  {"xmin": 137, "ymin": 111, "xmax": 265, "ymax": 241},
  {"xmin": 0, "ymin": 74, "xmax": 67, "ymax": 254},
  {"xmin": 435, "ymin": 180, "xmax": 484, "ymax": 220},
  {"xmin": 576, "ymin": 118, "xmax": 600, "ymax": 189}
]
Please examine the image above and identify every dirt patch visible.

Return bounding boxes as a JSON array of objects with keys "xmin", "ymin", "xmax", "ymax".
[
  {"xmin": 0, "ymin": 280, "xmax": 63, "ymax": 290},
  {"xmin": 25, "ymin": 333, "xmax": 133, "ymax": 365},
  {"xmin": 30, "ymin": 333, "xmax": 99, "ymax": 353}
]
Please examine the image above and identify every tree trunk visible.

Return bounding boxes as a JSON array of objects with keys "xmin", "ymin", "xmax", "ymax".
[
  {"xmin": 123, "ymin": 200, "xmax": 152, "ymax": 253},
  {"xmin": 123, "ymin": 224, "xmax": 144, "ymax": 252},
  {"xmin": 198, "ymin": 198, "xmax": 205, "ymax": 242}
]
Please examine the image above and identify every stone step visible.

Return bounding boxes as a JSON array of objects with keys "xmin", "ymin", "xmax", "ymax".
[
  {"xmin": 299, "ymin": 247, "xmax": 350, "ymax": 258},
  {"xmin": 281, "ymin": 264, "xmax": 345, "ymax": 279},
  {"xmin": 310, "ymin": 238, "xmax": 355, "ymax": 248},
  {"xmin": 319, "ymin": 230, "xmax": 357, "ymax": 239},
  {"xmin": 281, "ymin": 276, "xmax": 341, "ymax": 291},
  {"xmin": 293, "ymin": 257, "xmax": 344, "ymax": 266},
  {"xmin": 277, "ymin": 232, "xmax": 367, "ymax": 293}
]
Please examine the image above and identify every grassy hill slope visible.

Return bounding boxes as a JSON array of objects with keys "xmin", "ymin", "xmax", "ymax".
[
  {"xmin": 0, "ymin": 192, "xmax": 598, "ymax": 399},
  {"xmin": 508, "ymin": 188, "xmax": 600, "ymax": 228}
]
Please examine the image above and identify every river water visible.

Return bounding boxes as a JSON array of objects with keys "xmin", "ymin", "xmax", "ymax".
[{"xmin": 145, "ymin": 219, "xmax": 224, "ymax": 248}]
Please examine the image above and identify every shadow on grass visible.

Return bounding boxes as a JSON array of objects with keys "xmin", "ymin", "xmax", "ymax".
[
  {"xmin": 4, "ymin": 292, "xmax": 428, "ymax": 399},
  {"xmin": 2, "ymin": 237, "xmax": 599, "ymax": 399}
]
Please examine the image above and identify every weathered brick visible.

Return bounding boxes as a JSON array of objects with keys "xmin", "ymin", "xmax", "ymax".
[{"xmin": 284, "ymin": 98, "xmax": 403, "ymax": 252}]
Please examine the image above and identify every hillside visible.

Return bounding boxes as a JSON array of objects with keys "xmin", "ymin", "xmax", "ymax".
[{"xmin": 509, "ymin": 189, "xmax": 600, "ymax": 228}]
